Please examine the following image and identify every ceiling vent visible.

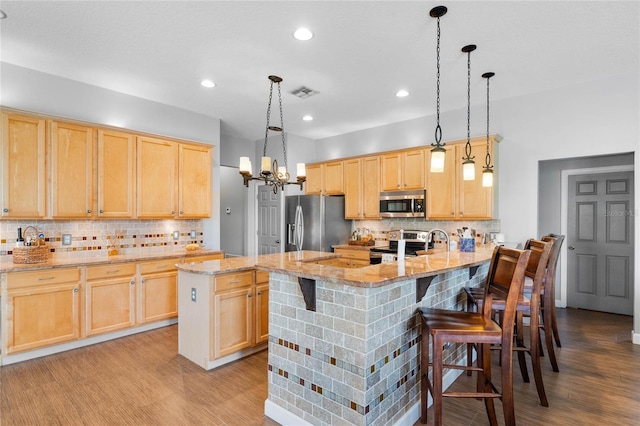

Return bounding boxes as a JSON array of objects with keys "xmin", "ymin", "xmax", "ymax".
[{"xmin": 289, "ymin": 86, "xmax": 319, "ymax": 99}]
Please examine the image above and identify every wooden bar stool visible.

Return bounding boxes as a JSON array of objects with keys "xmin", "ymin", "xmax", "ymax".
[
  {"xmin": 419, "ymin": 246, "xmax": 530, "ymax": 426},
  {"xmin": 465, "ymin": 240, "xmax": 552, "ymax": 407}
]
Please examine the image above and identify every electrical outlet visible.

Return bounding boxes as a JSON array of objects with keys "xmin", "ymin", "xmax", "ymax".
[
  {"xmin": 62, "ymin": 234, "xmax": 72, "ymax": 245},
  {"xmin": 191, "ymin": 288, "xmax": 197, "ymax": 302},
  {"xmin": 173, "ymin": 231, "xmax": 180, "ymax": 240},
  {"xmin": 190, "ymin": 230, "xmax": 196, "ymax": 239}
]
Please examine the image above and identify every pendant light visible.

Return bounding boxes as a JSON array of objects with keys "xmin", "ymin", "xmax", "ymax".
[
  {"xmin": 239, "ymin": 75, "xmax": 306, "ymax": 194},
  {"xmin": 461, "ymin": 44, "xmax": 476, "ymax": 181},
  {"xmin": 482, "ymin": 72, "xmax": 495, "ymax": 187},
  {"xmin": 429, "ymin": 6, "xmax": 447, "ymax": 173}
]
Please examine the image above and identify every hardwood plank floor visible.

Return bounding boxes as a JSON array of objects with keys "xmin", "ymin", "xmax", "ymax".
[{"xmin": 1, "ymin": 308, "xmax": 638, "ymax": 425}]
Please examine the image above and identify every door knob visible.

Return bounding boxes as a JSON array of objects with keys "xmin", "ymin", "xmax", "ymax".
[
  {"xmin": 568, "ymin": 245, "xmax": 575, "ymax": 250},
  {"xmin": 275, "ymin": 240, "xmax": 280, "ymax": 244}
]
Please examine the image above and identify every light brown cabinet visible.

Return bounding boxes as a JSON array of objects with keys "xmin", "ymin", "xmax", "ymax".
[
  {"xmin": 3, "ymin": 268, "xmax": 81, "ymax": 354},
  {"xmin": 97, "ymin": 129, "xmax": 136, "ymax": 218},
  {"xmin": 255, "ymin": 270, "xmax": 270, "ymax": 345},
  {"xmin": 381, "ymin": 149, "xmax": 425, "ymax": 191},
  {"xmin": 85, "ymin": 263, "xmax": 136, "ymax": 336},
  {"xmin": 344, "ymin": 156, "xmax": 380, "ymax": 219},
  {"xmin": 50, "ymin": 121, "xmax": 94, "ymax": 218},
  {"xmin": 1, "ymin": 113, "xmax": 47, "ymax": 219},
  {"xmin": 333, "ymin": 247, "xmax": 371, "ymax": 268},
  {"xmin": 427, "ymin": 137, "xmax": 496, "ymax": 220},
  {"xmin": 178, "ymin": 143, "xmax": 212, "ymax": 218},
  {"xmin": 138, "ymin": 258, "xmax": 179, "ymax": 324},
  {"xmin": 183, "ymin": 253, "xmax": 224, "ymax": 263},
  {"xmin": 305, "ymin": 161, "xmax": 344, "ymax": 195}
]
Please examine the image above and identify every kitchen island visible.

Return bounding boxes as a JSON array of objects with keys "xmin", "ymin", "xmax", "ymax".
[{"xmin": 177, "ymin": 247, "xmax": 493, "ymax": 426}]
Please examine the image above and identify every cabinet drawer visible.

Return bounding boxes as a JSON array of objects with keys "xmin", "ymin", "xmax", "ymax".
[
  {"xmin": 255, "ymin": 270, "xmax": 269, "ymax": 284},
  {"xmin": 7, "ymin": 268, "xmax": 80, "ymax": 289},
  {"xmin": 140, "ymin": 258, "xmax": 180, "ymax": 274},
  {"xmin": 334, "ymin": 249, "xmax": 370, "ymax": 261},
  {"xmin": 184, "ymin": 253, "xmax": 223, "ymax": 263},
  {"xmin": 215, "ymin": 271, "xmax": 254, "ymax": 293},
  {"xmin": 86, "ymin": 263, "xmax": 136, "ymax": 280}
]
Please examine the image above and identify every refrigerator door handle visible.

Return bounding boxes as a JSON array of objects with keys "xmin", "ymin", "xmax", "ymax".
[{"xmin": 295, "ymin": 205, "xmax": 304, "ymax": 251}]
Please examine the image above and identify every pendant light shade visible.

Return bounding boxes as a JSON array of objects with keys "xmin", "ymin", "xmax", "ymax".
[
  {"xmin": 461, "ymin": 44, "xmax": 476, "ymax": 181},
  {"xmin": 482, "ymin": 72, "xmax": 495, "ymax": 187},
  {"xmin": 429, "ymin": 6, "xmax": 447, "ymax": 173}
]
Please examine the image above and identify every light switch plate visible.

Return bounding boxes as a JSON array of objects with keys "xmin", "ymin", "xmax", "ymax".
[
  {"xmin": 191, "ymin": 288, "xmax": 197, "ymax": 302},
  {"xmin": 190, "ymin": 230, "xmax": 196, "ymax": 239},
  {"xmin": 62, "ymin": 234, "xmax": 72, "ymax": 245},
  {"xmin": 173, "ymin": 231, "xmax": 179, "ymax": 240}
]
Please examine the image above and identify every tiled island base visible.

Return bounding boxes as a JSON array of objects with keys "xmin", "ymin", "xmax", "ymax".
[{"xmin": 265, "ymin": 263, "xmax": 488, "ymax": 426}]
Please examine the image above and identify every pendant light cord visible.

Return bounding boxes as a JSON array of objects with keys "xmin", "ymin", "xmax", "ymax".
[
  {"xmin": 485, "ymin": 75, "xmax": 492, "ymax": 168},
  {"xmin": 434, "ymin": 14, "xmax": 442, "ymax": 144}
]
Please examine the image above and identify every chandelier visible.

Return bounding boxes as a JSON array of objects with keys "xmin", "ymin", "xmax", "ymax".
[
  {"xmin": 482, "ymin": 72, "xmax": 495, "ymax": 187},
  {"xmin": 461, "ymin": 44, "xmax": 477, "ymax": 181},
  {"xmin": 429, "ymin": 5, "xmax": 447, "ymax": 173},
  {"xmin": 239, "ymin": 75, "xmax": 306, "ymax": 194}
]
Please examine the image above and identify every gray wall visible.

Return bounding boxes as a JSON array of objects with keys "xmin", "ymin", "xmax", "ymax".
[{"xmin": 219, "ymin": 165, "xmax": 247, "ymax": 256}]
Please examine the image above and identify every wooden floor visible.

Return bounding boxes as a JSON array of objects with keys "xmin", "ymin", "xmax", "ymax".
[{"xmin": 1, "ymin": 308, "xmax": 638, "ymax": 425}]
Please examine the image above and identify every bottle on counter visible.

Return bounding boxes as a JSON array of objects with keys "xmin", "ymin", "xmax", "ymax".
[{"xmin": 16, "ymin": 227, "xmax": 24, "ymax": 247}]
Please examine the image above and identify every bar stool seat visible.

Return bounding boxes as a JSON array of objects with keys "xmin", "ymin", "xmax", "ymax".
[{"xmin": 419, "ymin": 246, "xmax": 530, "ymax": 426}]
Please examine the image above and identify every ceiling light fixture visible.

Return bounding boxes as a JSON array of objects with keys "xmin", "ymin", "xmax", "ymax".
[
  {"xmin": 293, "ymin": 27, "xmax": 313, "ymax": 41},
  {"xmin": 461, "ymin": 44, "xmax": 477, "ymax": 181},
  {"xmin": 396, "ymin": 90, "xmax": 409, "ymax": 98},
  {"xmin": 200, "ymin": 79, "xmax": 216, "ymax": 88},
  {"xmin": 239, "ymin": 75, "xmax": 306, "ymax": 194},
  {"xmin": 429, "ymin": 5, "xmax": 447, "ymax": 173},
  {"xmin": 482, "ymin": 72, "xmax": 495, "ymax": 187}
]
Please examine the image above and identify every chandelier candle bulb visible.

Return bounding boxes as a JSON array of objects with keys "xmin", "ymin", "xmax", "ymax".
[
  {"xmin": 261, "ymin": 157, "xmax": 272, "ymax": 173},
  {"xmin": 239, "ymin": 157, "xmax": 251, "ymax": 173},
  {"xmin": 430, "ymin": 150, "xmax": 445, "ymax": 173},
  {"xmin": 296, "ymin": 163, "xmax": 306, "ymax": 178},
  {"xmin": 463, "ymin": 161, "xmax": 475, "ymax": 180},
  {"xmin": 277, "ymin": 166, "xmax": 287, "ymax": 178}
]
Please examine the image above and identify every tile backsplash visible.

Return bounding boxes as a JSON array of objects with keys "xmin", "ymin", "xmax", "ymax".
[{"xmin": 0, "ymin": 220, "xmax": 203, "ymax": 262}]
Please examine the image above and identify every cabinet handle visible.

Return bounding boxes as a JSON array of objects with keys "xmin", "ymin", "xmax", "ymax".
[
  {"xmin": 156, "ymin": 264, "xmax": 167, "ymax": 269},
  {"xmin": 99, "ymin": 209, "xmax": 104, "ymax": 213},
  {"xmin": 130, "ymin": 280, "xmax": 135, "ymax": 285},
  {"xmin": 73, "ymin": 288, "xmax": 79, "ymax": 293},
  {"xmin": 171, "ymin": 211, "xmax": 175, "ymax": 215},
  {"xmin": 105, "ymin": 269, "xmax": 120, "ymax": 274},
  {"xmin": 248, "ymin": 293, "xmax": 252, "ymax": 298},
  {"xmin": 87, "ymin": 209, "xmax": 92, "ymax": 214},
  {"xmin": 3, "ymin": 208, "xmax": 8, "ymax": 213},
  {"xmin": 141, "ymin": 278, "xmax": 146, "ymax": 284},
  {"xmin": 257, "ymin": 291, "xmax": 262, "ymax": 295},
  {"xmin": 179, "ymin": 211, "xmax": 183, "ymax": 214},
  {"xmin": 38, "ymin": 276, "xmax": 55, "ymax": 281}
]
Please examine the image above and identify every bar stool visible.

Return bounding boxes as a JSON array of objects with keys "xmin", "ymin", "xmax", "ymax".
[
  {"xmin": 419, "ymin": 246, "xmax": 530, "ymax": 426},
  {"xmin": 465, "ymin": 239, "xmax": 552, "ymax": 407}
]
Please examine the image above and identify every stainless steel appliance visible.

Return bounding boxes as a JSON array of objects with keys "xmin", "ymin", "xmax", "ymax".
[
  {"xmin": 369, "ymin": 229, "xmax": 433, "ymax": 264},
  {"xmin": 285, "ymin": 195, "xmax": 352, "ymax": 252},
  {"xmin": 379, "ymin": 190, "xmax": 426, "ymax": 218}
]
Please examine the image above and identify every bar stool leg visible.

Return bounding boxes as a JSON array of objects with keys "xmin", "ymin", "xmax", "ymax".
[
  {"xmin": 421, "ymin": 326, "xmax": 429, "ymax": 424},
  {"xmin": 432, "ymin": 335, "xmax": 444, "ymax": 426},
  {"xmin": 529, "ymin": 299, "xmax": 549, "ymax": 407},
  {"xmin": 480, "ymin": 343, "xmax": 499, "ymax": 426}
]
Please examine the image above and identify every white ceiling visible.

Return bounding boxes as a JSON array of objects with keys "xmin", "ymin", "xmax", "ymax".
[{"xmin": 1, "ymin": 1, "xmax": 638, "ymax": 142}]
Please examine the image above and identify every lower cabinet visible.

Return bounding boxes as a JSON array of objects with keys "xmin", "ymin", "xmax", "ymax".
[
  {"xmin": 333, "ymin": 248, "xmax": 371, "ymax": 268},
  {"xmin": 3, "ymin": 268, "xmax": 81, "ymax": 354},
  {"xmin": 85, "ymin": 263, "xmax": 136, "ymax": 337},
  {"xmin": 255, "ymin": 270, "xmax": 270, "ymax": 345},
  {"xmin": 138, "ymin": 258, "xmax": 180, "ymax": 324}
]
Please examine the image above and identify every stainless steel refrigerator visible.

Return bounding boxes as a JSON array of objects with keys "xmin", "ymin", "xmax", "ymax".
[{"xmin": 285, "ymin": 195, "xmax": 352, "ymax": 252}]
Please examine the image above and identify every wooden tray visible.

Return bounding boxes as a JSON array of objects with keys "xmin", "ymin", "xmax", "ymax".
[{"xmin": 347, "ymin": 240, "xmax": 375, "ymax": 246}]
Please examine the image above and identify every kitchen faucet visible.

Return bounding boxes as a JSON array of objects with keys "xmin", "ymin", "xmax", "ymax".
[{"xmin": 427, "ymin": 228, "xmax": 450, "ymax": 252}]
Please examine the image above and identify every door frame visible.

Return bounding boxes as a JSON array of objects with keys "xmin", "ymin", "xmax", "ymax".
[{"xmin": 560, "ymin": 164, "xmax": 634, "ymax": 310}]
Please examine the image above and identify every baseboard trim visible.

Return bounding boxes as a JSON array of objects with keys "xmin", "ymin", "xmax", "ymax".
[{"xmin": 633, "ymin": 330, "xmax": 640, "ymax": 345}]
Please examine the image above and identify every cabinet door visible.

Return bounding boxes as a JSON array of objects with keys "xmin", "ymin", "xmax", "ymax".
[
  {"xmin": 1, "ymin": 113, "xmax": 47, "ymax": 218},
  {"xmin": 323, "ymin": 161, "xmax": 344, "ymax": 194},
  {"xmin": 50, "ymin": 121, "xmax": 94, "ymax": 218},
  {"xmin": 381, "ymin": 153, "xmax": 401, "ymax": 191},
  {"xmin": 344, "ymin": 158, "xmax": 362, "ymax": 219},
  {"xmin": 137, "ymin": 136, "xmax": 177, "ymax": 218},
  {"xmin": 458, "ymin": 141, "xmax": 493, "ymax": 219},
  {"xmin": 178, "ymin": 143, "xmax": 212, "ymax": 218},
  {"xmin": 255, "ymin": 283, "xmax": 269, "ymax": 344},
  {"xmin": 6, "ymin": 280, "xmax": 81, "ymax": 354},
  {"xmin": 426, "ymin": 145, "xmax": 456, "ymax": 219},
  {"xmin": 97, "ymin": 129, "xmax": 135, "ymax": 218},
  {"xmin": 305, "ymin": 164, "xmax": 322, "ymax": 194},
  {"xmin": 139, "ymin": 259, "xmax": 179, "ymax": 324},
  {"xmin": 85, "ymin": 264, "xmax": 136, "ymax": 336},
  {"xmin": 361, "ymin": 156, "xmax": 380, "ymax": 218},
  {"xmin": 402, "ymin": 149, "xmax": 426, "ymax": 190},
  {"xmin": 214, "ymin": 287, "xmax": 253, "ymax": 358}
]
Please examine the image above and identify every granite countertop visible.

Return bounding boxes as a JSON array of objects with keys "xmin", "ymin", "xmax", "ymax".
[
  {"xmin": 0, "ymin": 249, "xmax": 224, "ymax": 273},
  {"xmin": 178, "ymin": 247, "xmax": 495, "ymax": 288}
]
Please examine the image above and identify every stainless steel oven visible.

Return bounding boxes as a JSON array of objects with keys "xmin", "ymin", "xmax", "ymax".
[{"xmin": 379, "ymin": 190, "xmax": 426, "ymax": 218}]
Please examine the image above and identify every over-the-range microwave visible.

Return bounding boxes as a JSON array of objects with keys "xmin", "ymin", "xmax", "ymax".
[{"xmin": 379, "ymin": 190, "xmax": 426, "ymax": 218}]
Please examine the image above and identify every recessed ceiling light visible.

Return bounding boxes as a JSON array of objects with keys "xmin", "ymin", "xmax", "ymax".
[
  {"xmin": 201, "ymin": 79, "xmax": 216, "ymax": 88},
  {"xmin": 293, "ymin": 27, "xmax": 313, "ymax": 41},
  {"xmin": 302, "ymin": 115, "xmax": 314, "ymax": 121},
  {"xmin": 395, "ymin": 90, "xmax": 409, "ymax": 98}
]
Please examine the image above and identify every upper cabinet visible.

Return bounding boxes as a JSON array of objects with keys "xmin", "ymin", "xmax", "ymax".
[
  {"xmin": 178, "ymin": 143, "xmax": 212, "ymax": 218},
  {"xmin": 427, "ymin": 137, "xmax": 497, "ymax": 220},
  {"xmin": 344, "ymin": 156, "xmax": 380, "ymax": 219},
  {"xmin": 381, "ymin": 149, "xmax": 425, "ymax": 191},
  {"xmin": 50, "ymin": 121, "xmax": 94, "ymax": 218},
  {"xmin": 305, "ymin": 161, "xmax": 344, "ymax": 195},
  {"xmin": 97, "ymin": 129, "xmax": 136, "ymax": 218},
  {"xmin": 1, "ymin": 113, "xmax": 47, "ymax": 219},
  {"xmin": 137, "ymin": 136, "xmax": 178, "ymax": 219}
]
